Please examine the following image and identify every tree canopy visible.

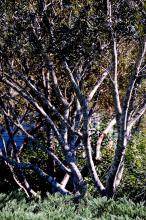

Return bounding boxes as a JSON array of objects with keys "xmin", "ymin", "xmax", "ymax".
[{"xmin": 0, "ymin": 0, "xmax": 146, "ymax": 200}]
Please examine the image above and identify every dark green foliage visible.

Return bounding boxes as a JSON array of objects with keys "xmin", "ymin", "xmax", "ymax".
[
  {"xmin": 119, "ymin": 132, "xmax": 146, "ymax": 202},
  {"xmin": 0, "ymin": 191, "xmax": 145, "ymax": 220}
]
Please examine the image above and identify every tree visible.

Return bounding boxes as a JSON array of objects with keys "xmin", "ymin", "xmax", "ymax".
[{"xmin": 0, "ymin": 0, "xmax": 145, "ymax": 199}]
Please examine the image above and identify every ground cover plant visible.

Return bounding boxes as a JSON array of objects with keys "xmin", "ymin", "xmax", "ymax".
[
  {"xmin": 0, "ymin": 2, "xmax": 145, "ymax": 218},
  {"xmin": 0, "ymin": 191, "xmax": 145, "ymax": 220}
]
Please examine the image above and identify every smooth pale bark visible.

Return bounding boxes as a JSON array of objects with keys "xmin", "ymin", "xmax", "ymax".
[
  {"xmin": 60, "ymin": 174, "xmax": 70, "ymax": 188},
  {"xmin": 70, "ymin": 100, "xmax": 82, "ymax": 148},
  {"xmin": 95, "ymin": 118, "xmax": 116, "ymax": 161},
  {"xmin": 82, "ymin": 110, "xmax": 106, "ymax": 194},
  {"xmin": 64, "ymin": 61, "xmax": 105, "ymax": 195},
  {"xmin": 50, "ymin": 70, "xmax": 69, "ymax": 107},
  {"xmin": 106, "ymin": 39, "xmax": 146, "ymax": 197},
  {"xmin": 105, "ymin": 3, "xmax": 146, "ymax": 196},
  {"xmin": 87, "ymin": 65, "xmax": 112, "ymax": 102},
  {"xmin": 112, "ymin": 39, "xmax": 122, "ymax": 116},
  {"xmin": 106, "ymin": 130, "xmax": 127, "ymax": 197},
  {"xmin": 127, "ymin": 103, "xmax": 146, "ymax": 136},
  {"xmin": 2, "ymin": 69, "xmax": 87, "ymax": 199},
  {"xmin": 2, "ymin": 75, "xmax": 82, "ymax": 138},
  {"xmin": 106, "ymin": 102, "xmax": 146, "ymax": 197}
]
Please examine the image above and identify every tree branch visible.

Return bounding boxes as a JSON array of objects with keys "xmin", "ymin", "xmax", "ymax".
[
  {"xmin": 0, "ymin": 155, "xmax": 71, "ymax": 195},
  {"xmin": 87, "ymin": 65, "xmax": 112, "ymax": 102}
]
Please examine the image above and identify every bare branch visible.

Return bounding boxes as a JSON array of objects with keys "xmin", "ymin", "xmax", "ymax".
[
  {"xmin": 127, "ymin": 102, "xmax": 146, "ymax": 135},
  {"xmin": 64, "ymin": 61, "xmax": 105, "ymax": 194},
  {"xmin": 5, "ymin": 72, "xmax": 82, "ymax": 138},
  {"xmin": 1, "ymin": 78, "xmax": 66, "ymax": 149},
  {"xmin": 88, "ymin": 65, "xmax": 112, "ymax": 102},
  {"xmin": 0, "ymin": 155, "xmax": 71, "ymax": 195},
  {"xmin": 50, "ymin": 70, "xmax": 69, "ymax": 107},
  {"xmin": 1, "ymin": 109, "xmax": 34, "ymax": 139},
  {"xmin": 60, "ymin": 174, "xmax": 70, "ymax": 188},
  {"xmin": 95, "ymin": 118, "xmax": 116, "ymax": 161},
  {"xmin": 112, "ymin": 38, "xmax": 122, "ymax": 116},
  {"xmin": 122, "ymin": 39, "xmax": 146, "ymax": 129}
]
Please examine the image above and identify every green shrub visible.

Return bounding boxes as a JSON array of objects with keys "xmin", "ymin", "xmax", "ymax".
[
  {"xmin": 0, "ymin": 192, "xmax": 145, "ymax": 220},
  {"xmin": 119, "ymin": 132, "xmax": 146, "ymax": 202}
]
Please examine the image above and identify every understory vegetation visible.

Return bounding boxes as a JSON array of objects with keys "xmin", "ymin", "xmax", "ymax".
[
  {"xmin": 0, "ymin": 192, "xmax": 145, "ymax": 220},
  {"xmin": 0, "ymin": 1, "xmax": 146, "ymax": 217},
  {"xmin": 0, "ymin": 128, "xmax": 145, "ymax": 203}
]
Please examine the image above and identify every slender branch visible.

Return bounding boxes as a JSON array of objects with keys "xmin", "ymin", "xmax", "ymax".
[
  {"xmin": 0, "ymin": 155, "xmax": 71, "ymax": 195},
  {"xmin": 1, "ymin": 78, "xmax": 66, "ymax": 149},
  {"xmin": 122, "ymin": 39, "xmax": 146, "ymax": 130},
  {"xmin": 64, "ymin": 61, "xmax": 105, "ymax": 194},
  {"xmin": 95, "ymin": 118, "xmax": 116, "ymax": 160},
  {"xmin": 64, "ymin": 61, "xmax": 86, "ymax": 107},
  {"xmin": 107, "ymin": 0, "xmax": 122, "ymax": 117},
  {"xmin": 127, "ymin": 102, "xmax": 146, "ymax": 135},
  {"xmin": 41, "ymin": 147, "xmax": 72, "ymax": 174},
  {"xmin": 70, "ymin": 100, "xmax": 82, "ymax": 147},
  {"xmin": 3, "ymin": 73, "xmax": 82, "ymax": 138},
  {"xmin": 60, "ymin": 174, "xmax": 70, "ymax": 188},
  {"xmin": 112, "ymin": 38, "xmax": 122, "ymax": 116},
  {"xmin": 1, "ymin": 109, "xmax": 34, "ymax": 139},
  {"xmin": 0, "ymin": 102, "xmax": 71, "ymax": 175},
  {"xmin": 87, "ymin": 65, "xmax": 112, "ymax": 102},
  {"xmin": 42, "ymin": 68, "xmax": 50, "ymax": 99},
  {"xmin": 50, "ymin": 70, "xmax": 69, "ymax": 107}
]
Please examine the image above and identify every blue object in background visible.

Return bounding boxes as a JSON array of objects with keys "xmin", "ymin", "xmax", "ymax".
[{"xmin": 0, "ymin": 132, "xmax": 25, "ymax": 149}]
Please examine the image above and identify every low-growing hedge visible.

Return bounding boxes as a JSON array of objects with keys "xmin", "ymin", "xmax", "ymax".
[{"xmin": 0, "ymin": 191, "xmax": 145, "ymax": 220}]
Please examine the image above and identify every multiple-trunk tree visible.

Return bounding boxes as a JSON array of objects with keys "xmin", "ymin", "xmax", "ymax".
[{"xmin": 0, "ymin": 0, "xmax": 145, "ymax": 199}]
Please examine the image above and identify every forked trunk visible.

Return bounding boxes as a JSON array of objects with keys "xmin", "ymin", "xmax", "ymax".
[{"xmin": 106, "ymin": 132, "xmax": 127, "ymax": 197}]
